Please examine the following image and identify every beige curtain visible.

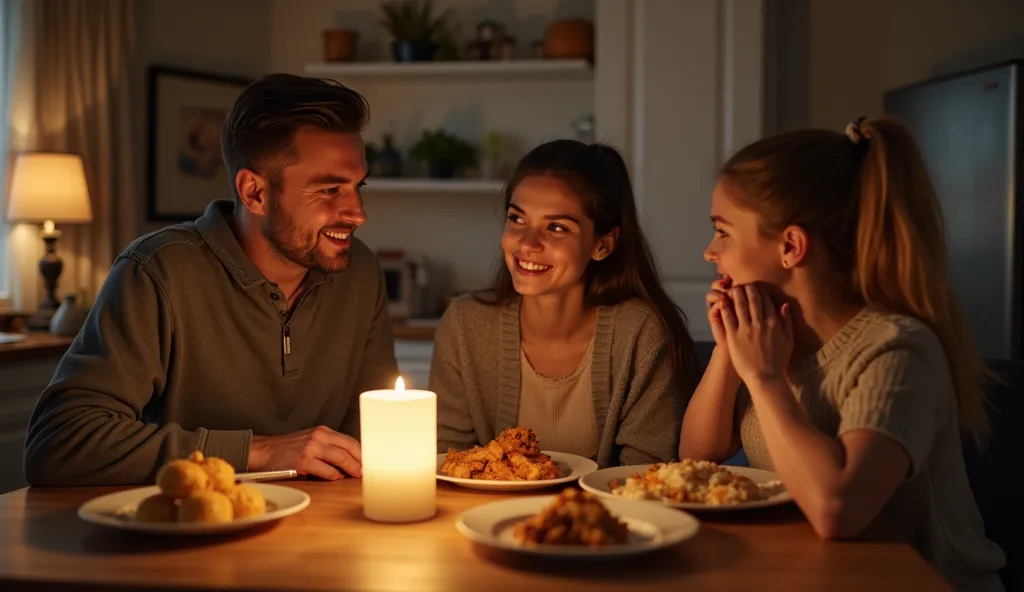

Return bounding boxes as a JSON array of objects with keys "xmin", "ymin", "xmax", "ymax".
[{"xmin": 12, "ymin": 0, "xmax": 135, "ymax": 309}]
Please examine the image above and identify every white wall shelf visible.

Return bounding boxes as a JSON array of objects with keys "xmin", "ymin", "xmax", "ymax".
[
  {"xmin": 304, "ymin": 59, "xmax": 593, "ymax": 80},
  {"xmin": 364, "ymin": 178, "xmax": 505, "ymax": 194}
]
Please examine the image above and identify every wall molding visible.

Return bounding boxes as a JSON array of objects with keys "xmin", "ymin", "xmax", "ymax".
[
  {"xmin": 591, "ymin": 0, "xmax": 765, "ymax": 341},
  {"xmin": 721, "ymin": 0, "xmax": 765, "ymax": 162},
  {"xmin": 594, "ymin": 0, "xmax": 632, "ymax": 161}
]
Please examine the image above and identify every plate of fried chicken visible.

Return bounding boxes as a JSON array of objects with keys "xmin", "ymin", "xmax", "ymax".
[{"xmin": 438, "ymin": 427, "xmax": 598, "ymax": 491}]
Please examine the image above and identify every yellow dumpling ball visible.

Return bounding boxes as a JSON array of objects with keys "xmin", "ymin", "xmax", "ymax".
[
  {"xmin": 200, "ymin": 457, "xmax": 236, "ymax": 492},
  {"xmin": 177, "ymin": 490, "xmax": 234, "ymax": 523},
  {"xmin": 134, "ymin": 494, "xmax": 178, "ymax": 523},
  {"xmin": 225, "ymin": 484, "xmax": 267, "ymax": 518},
  {"xmin": 156, "ymin": 459, "xmax": 209, "ymax": 499}
]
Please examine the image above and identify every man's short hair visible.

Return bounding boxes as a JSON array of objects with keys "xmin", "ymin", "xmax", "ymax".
[{"xmin": 221, "ymin": 73, "xmax": 370, "ymax": 200}]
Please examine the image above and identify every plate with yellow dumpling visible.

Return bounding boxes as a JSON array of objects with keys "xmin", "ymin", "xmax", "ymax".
[{"xmin": 77, "ymin": 451, "xmax": 310, "ymax": 535}]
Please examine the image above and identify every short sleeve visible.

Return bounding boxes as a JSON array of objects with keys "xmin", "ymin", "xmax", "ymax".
[{"xmin": 837, "ymin": 340, "xmax": 948, "ymax": 477}]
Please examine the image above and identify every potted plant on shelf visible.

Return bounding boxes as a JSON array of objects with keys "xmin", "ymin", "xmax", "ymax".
[
  {"xmin": 480, "ymin": 130, "xmax": 506, "ymax": 179},
  {"xmin": 379, "ymin": 0, "xmax": 451, "ymax": 62},
  {"xmin": 434, "ymin": 20, "xmax": 461, "ymax": 61},
  {"xmin": 409, "ymin": 129, "xmax": 478, "ymax": 179}
]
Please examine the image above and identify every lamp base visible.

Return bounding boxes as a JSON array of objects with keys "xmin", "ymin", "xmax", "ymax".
[{"xmin": 30, "ymin": 232, "xmax": 64, "ymax": 331}]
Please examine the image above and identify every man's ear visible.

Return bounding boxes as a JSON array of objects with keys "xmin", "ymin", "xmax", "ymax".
[
  {"xmin": 235, "ymin": 169, "xmax": 269, "ymax": 215},
  {"xmin": 592, "ymin": 227, "xmax": 620, "ymax": 261}
]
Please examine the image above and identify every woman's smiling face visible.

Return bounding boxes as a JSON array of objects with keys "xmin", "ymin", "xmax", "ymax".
[{"xmin": 501, "ymin": 175, "xmax": 609, "ymax": 298}]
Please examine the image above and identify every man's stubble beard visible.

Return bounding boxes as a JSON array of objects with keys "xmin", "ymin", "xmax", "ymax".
[{"xmin": 262, "ymin": 191, "xmax": 351, "ymax": 273}]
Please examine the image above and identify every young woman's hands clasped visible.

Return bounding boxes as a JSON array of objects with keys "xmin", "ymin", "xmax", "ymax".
[{"xmin": 714, "ymin": 282, "xmax": 794, "ymax": 388}]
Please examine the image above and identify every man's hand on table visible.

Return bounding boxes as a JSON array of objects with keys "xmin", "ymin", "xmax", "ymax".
[{"xmin": 247, "ymin": 426, "xmax": 362, "ymax": 480}]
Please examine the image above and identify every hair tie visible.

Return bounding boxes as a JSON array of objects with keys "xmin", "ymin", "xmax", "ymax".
[{"xmin": 845, "ymin": 116, "xmax": 868, "ymax": 145}]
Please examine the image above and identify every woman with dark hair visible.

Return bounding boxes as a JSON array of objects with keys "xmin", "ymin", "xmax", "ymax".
[{"xmin": 430, "ymin": 139, "xmax": 698, "ymax": 467}]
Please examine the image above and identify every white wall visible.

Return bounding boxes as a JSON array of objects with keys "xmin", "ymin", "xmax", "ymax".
[
  {"xmin": 595, "ymin": 0, "xmax": 764, "ymax": 341},
  {"xmin": 268, "ymin": 0, "xmax": 595, "ymax": 294}
]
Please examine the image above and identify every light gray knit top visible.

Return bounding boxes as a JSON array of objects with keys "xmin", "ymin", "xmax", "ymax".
[
  {"xmin": 737, "ymin": 308, "xmax": 1006, "ymax": 592},
  {"xmin": 429, "ymin": 294, "xmax": 681, "ymax": 468}
]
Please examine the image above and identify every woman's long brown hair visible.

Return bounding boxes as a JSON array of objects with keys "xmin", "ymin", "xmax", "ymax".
[
  {"xmin": 475, "ymin": 139, "xmax": 698, "ymax": 397},
  {"xmin": 720, "ymin": 117, "xmax": 990, "ymax": 444}
]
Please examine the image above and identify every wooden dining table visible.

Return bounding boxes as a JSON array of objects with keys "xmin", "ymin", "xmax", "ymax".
[{"xmin": 0, "ymin": 478, "xmax": 953, "ymax": 591}]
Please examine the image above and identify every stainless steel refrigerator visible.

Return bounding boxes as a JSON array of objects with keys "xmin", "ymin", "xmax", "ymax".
[{"xmin": 884, "ymin": 60, "xmax": 1023, "ymax": 361}]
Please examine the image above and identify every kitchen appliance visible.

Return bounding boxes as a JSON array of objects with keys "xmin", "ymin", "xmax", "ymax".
[
  {"xmin": 884, "ymin": 60, "xmax": 1023, "ymax": 361},
  {"xmin": 377, "ymin": 249, "xmax": 437, "ymax": 320}
]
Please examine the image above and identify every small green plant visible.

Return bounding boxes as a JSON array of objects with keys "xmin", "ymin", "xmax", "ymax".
[
  {"xmin": 479, "ymin": 131, "xmax": 507, "ymax": 179},
  {"xmin": 409, "ymin": 129, "xmax": 478, "ymax": 178},
  {"xmin": 364, "ymin": 141, "xmax": 379, "ymax": 167},
  {"xmin": 482, "ymin": 131, "xmax": 504, "ymax": 159},
  {"xmin": 434, "ymin": 19, "xmax": 461, "ymax": 61},
  {"xmin": 379, "ymin": 0, "xmax": 451, "ymax": 42}
]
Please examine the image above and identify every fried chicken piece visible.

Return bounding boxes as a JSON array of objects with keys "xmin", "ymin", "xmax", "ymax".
[
  {"xmin": 496, "ymin": 427, "xmax": 542, "ymax": 456},
  {"xmin": 508, "ymin": 452, "xmax": 560, "ymax": 480},
  {"xmin": 440, "ymin": 448, "xmax": 466, "ymax": 468},
  {"xmin": 513, "ymin": 488, "xmax": 630, "ymax": 547},
  {"xmin": 440, "ymin": 448, "xmax": 485, "ymax": 479},
  {"xmin": 481, "ymin": 460, "xmax": 516, "ymax": 480},
  {"xmin": 485, "ymin": 440, "xmax": 507, "ymax": 462}
]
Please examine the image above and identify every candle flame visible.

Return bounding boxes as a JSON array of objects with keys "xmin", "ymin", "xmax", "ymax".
[{"xmin": 395, "ymin": 376, "xmax": 405, "ymax": 391}]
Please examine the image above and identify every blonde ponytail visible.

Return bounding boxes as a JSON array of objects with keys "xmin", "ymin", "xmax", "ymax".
[{"xmin": 853, "ymin": 118, "xmax": 990, "ymax": 444}]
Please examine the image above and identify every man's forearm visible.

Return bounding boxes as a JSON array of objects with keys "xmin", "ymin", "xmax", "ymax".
[{"xmin": 25, "ymin": 393, "xmax": 251, "ymax": 486}]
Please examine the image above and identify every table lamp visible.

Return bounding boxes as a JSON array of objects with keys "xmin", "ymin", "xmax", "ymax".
[{"xmin": 5, "ymin": 152, "xmax": 93, "ymax": 330}]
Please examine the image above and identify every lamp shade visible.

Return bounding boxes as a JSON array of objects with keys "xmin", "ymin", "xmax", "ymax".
[{"xmin": 6, "ymin": 152, "xmax": 92, "ymax": 224}]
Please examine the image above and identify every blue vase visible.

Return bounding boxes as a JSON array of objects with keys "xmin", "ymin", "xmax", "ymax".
[
  {"xmin": 375, "ymin": 135, "xmax": 403, "ymax": 178},
  {"xmin": 427, "ymin": 161, "xmax": 455, "ymax": 179},
  {"xmin": 392, "ymin": 40, "xmax": 437, "ymax": 62}
]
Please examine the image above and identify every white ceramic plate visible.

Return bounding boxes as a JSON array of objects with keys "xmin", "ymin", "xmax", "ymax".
[
  {"xmin": 0, "ymin": 332, "xmax": 25, "ymax": 344},
  {"xmin": 77, "ymin": 483, "xmax": 311, "ymax": 535},
  {"xmin": 579, "ymin": 464, "xmax": 793, "ymax": 512},
  {"xmin": 456, "ymin": 495, "xmax": 700, "ymax": 558},
  {"xmin": 436, "ymin": 451, "xmax": 598, "ymax": 491}
]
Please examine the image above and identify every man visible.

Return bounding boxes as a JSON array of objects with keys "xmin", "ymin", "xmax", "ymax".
[{"xmin": 23, "ymin": 74, "xmax": 398, "ymax": 486}]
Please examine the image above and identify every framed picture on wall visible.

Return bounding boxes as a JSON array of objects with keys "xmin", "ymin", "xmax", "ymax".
[{"xmin": 145, "ymin": 65, "xmax": 252, "ymax": 222}]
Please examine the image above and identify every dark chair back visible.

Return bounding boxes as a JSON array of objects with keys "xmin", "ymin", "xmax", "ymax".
[
  {"xmin": 963, "ymin": 358, "xmax": 1024, "ymax": 591},
  {"xmin": 679, "ymin": 341, "xmax": 716, "ymax": 416},
  {"xmin": 694, "ymin": 340, "xmax": 715, "ymax": 374},
  {"xmin": 681, "ymin": 340, "xmax": 749, "ymax": 466}
]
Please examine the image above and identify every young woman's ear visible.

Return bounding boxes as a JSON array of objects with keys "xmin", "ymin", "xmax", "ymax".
[
  {"xmin": 593, "ymin": 227, "xmax": 620, "ymax": 261},
  {"xmin": 779, "ymin": 225, "xmax": 808, "ymax": 269}
]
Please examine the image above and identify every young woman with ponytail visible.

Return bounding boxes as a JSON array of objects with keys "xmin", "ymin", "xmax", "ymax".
[
  {"xmin": 679, "ymin": 117, "xmax": 1005, "ymax": 591},
  {"xmin": 431, "ymin": 139, "xmax": 698, "ymax": 468}
]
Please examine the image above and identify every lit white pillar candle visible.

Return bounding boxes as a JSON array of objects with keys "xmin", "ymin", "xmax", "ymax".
[{"xmin": 360, "ymin": 377, "xmax": 437, "ymax": 522}]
